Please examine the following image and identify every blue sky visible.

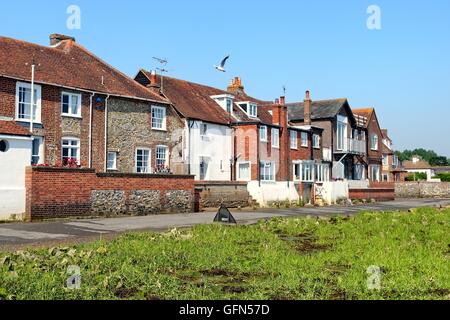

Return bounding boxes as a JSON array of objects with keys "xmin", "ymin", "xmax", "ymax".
[{"xmin": 1, "ymin": 0, "xmax": 449, "ymax": 156}]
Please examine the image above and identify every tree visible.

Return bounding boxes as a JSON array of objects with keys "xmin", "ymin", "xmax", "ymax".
[{"xmin": 429, "ymin": 156, "xmax": 449, "ymax": 167}]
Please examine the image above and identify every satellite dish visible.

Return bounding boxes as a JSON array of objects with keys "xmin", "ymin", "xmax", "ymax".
[{"xmin": 213, "ymin": 205, "xmax": 237, "ymax": 224}]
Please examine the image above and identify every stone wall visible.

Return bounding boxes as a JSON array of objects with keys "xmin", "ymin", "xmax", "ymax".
[
  {"xmin": 107, "ymin": 98, "xmax": 185, "ymax": 174},
  {"xmin": 25, "ymin": 167, "xmax": 195, "ymax": 221},
  {"xmin": 395, "ymin": 182, "xmax": 450, "ymax": 198},
  {"xmin": 195, "ymin": 181, "xmax": 251, "ymax": 208}
]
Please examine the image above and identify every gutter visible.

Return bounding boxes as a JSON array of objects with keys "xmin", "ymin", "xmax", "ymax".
[{"xmin": 0, "ymin": 74, "xmax": 170, "ymax": 105}]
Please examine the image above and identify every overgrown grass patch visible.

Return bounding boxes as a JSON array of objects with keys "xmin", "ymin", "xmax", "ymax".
[{"xmin": 1, "ymin": 207, "xmax": 449, "ymax": 300}]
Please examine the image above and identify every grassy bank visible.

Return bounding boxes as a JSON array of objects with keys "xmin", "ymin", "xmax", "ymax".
[{"xmin": 1, "ymin": 207, "xmax": 449, "ymax": 300}]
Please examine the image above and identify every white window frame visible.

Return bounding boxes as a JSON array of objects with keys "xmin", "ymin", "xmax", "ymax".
[
  {"xmin": 259, "ymin": 126, "xmax": 268, "ymax": 142},
  {"xmin": 315, "ymin": 163, "xmax": 330, "ymax": 182},
  {"xmin": 260, "ymin": 161, "xmax": 275, "ymax": 182},
  {"xmin": 370, "ymin": 165, "xmax": 381, "ymax": 182},
  {"xmin": 107, "ymin": 152, "xmax": 118, "ymax": 170},
  {"xmin": 301, "ymin": 132, "xmax": 308, "ymax": 147},
  {"xmin": 371, "ymin": 134, "xmax": 379, "ymax": 151},
  {"xmin": 61, "ymin": 91, "xmax": 82, "ymax": 117},
  {"xmin": 293, "ymin": 160, "xmax": 314, "ymax": 182},
  {"xmin": 226, "ymin": 98, "xmax": 233, "ymax": 114},
  {"xmin": 61, "ymin": 137, "xmax": 80, "ymax": 165},
  {"xmin": 15, "ymin": 82, "xmax": 42, "ymax": 123},
  {"xmin": 151, "ymin": 105, "xmax": 167, "ymax": 131},
  {"xmin": 31, "ymin": 136, "xmax": 44, "ymax": 165},
  {"xmin": 156, "ymin": 145, "xmax": 169, "ymax": 167},
  {"xmin": 290, "ymin": 130, "xmax": 298, "ymax": 149},
  {"xmin": 249, "ymin": 103, "xmax": 258, "ymax": 118},
  {"xmin": 271, "ymin": 128, "xmax": 280, "ymax": 148},
  {"xmin": 135, "ymin": 148, "xmax": 151, "ymax": 173},
  {"xmin": 237, "ymin": 161, "xmax": 251, "ymax": 181},
  {"xmin": 313, "ymin": 134, "xmax": 321, "ymax": 149}
]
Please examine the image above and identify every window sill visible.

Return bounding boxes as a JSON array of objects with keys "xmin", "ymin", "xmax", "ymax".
[
  {"xmin": 272, "ymin": 146, "xmax": 280, "ymax": 149},
  {"xmin": 301, "ymin": 145, "xmax": 309, "ymax": 148},
  {"xmin": 15, "ymin": 119, "xmax": 42, "ymax": 125},
  {"xmin": 152, "ymin": 128, "xmax": 167, "ymax": 132},
  {"xmin": 62, "ymin": 114, "xmax": 82, "ymax": 119}
]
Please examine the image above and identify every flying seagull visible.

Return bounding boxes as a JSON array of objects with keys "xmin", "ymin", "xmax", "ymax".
[{"xmin": 214, "ymin": 55, "xmax": 229, "ymax": 72}]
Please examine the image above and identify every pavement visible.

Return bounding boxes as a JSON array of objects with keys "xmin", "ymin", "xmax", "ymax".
[{"xmin": 0, "ymin": 198, "xmax": 449, "ymax": 250}]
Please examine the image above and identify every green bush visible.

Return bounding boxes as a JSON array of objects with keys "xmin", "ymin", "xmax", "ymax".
[
  {"xmin": 433, "ymin": 173, "xmax": 450, "ymax": 182},
  {"xmin": 405, "ymin": 172, "xmax": 427, "ymax": 181}
]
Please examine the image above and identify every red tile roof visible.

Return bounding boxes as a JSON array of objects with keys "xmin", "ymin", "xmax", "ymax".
[
  {"xmin": 0, "ymin": 36, "xmax": 168, "ymax": 103},
  {"xmin": 137, "ymin": 70, "xmax": 274, "ymax": 125},
  {"xmin": 352, "ymin": 108, "xmax": 374, "ymax": 128},
  {"xmin": 0, "ymin": 120, "xmax": 31, "ymax": 136}
]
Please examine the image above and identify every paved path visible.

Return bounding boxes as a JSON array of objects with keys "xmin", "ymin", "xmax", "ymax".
[{"xmin": 0, "ymin": 199, "xmax": 449, "ymax": 249}]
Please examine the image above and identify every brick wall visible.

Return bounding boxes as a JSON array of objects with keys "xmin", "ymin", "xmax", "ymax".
[
  {"xmin": 25, "ymin": 166, "xmax": 195, "ymax": 221},
  {"xmin": 349, "ymin": 182, "xmax": 395, "ymax": 201}
]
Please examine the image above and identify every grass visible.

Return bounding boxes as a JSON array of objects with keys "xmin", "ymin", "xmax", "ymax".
[{"xmin": 0, "ymin": 207, "xmax": 449, "ymax": 300}]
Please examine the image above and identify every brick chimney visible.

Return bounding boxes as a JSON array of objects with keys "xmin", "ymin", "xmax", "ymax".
[
  {"xmin": 50, "ymin": 34, "xmax": 76, "ymax": 46},
  {"xmin": 304, "ymin": 90, "xmax": 312, "ymax": 125},
  {"xmin": 147, "ymin": 70, "xmax": 161, "ymax": 89},
  {"xmin": 271, "ymin": 97, "xmax": 288, "ymax": 181},
  {"xmin": 227, "ymin": 77, "xmax": 245, "ymax": 95}
]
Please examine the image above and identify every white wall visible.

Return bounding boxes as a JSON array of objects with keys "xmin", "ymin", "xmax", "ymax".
[
  {"xmin": 318, "ymin": 181, "xmax": 349, "ymax": 205},
  {"xmin": 247, "ymin": 181, "xmax": 299, "ymax": 206},
  {"xmin": 0, "ymin": 135, "xmax": 32, "ymax": 220},
  {"xmin": 186, "ymin": 120, "xmax": 232, "ymax": 181}
]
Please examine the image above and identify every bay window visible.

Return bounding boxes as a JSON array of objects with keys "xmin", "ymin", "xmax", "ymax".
[
  {"xmin": 293, "ymin": 161, "xmax": 314, "ymax": 182},
  {"xmin": 315, "ymin": 163, "xmax": 330, "ymax": 182}
]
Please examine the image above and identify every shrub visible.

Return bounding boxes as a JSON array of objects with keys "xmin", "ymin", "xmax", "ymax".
[
  {"xmin": 433, "ymin": 173, "xmax": 450, "ymax": 182},
  {"xmin": 405, "ymin": 172, "xmax": 427, "ymax": 181}
]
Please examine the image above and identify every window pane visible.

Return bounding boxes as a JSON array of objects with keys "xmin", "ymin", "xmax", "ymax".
[{"xmin": 71, "ymin": 95, "xmax": 79, "ymax": 114}]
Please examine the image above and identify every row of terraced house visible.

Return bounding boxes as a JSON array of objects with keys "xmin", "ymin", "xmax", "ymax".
[{"xmin": 0, "ymin": 35, "xmax": 405, "ymax": 220}]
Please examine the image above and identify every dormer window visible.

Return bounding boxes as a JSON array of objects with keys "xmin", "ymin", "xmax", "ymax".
[
  {"xmin": 238, "ymin": 102, "xmax": 257, "ymax": 118},
  {"xmin": 211, "ymin": 94, "xmax": 234, "ymax": 114}
]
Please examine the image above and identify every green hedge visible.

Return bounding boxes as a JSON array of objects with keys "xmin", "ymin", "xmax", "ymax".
[
  {"xmin": 405, "ymin": 172, "xmax": 427, "ymax": 181},
  {"xmin": 433, "ymin": 173, "xmax": 450, "ymax": 182}
]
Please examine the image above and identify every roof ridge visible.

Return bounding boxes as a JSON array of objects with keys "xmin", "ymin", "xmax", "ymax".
[{"xmin": 286, "ymin": 97, "xmax": 348, "ymax": 105}]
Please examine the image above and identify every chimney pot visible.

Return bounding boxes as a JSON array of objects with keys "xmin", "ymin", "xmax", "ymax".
[{"xmin": 280, "ymin": 96, "xmax": 285, "ymax": 106}]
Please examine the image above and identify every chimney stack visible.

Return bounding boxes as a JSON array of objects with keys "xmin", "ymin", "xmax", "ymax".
[
  {"xmin": 227, "ymin": 77, "xmax": 245, "ymax": 95},
  {"xmin": 280, "ymin": 96, "xmax": 285, "ymax": 106},
  {"xmin": 304, "ymin": 90, "xmax": 312, "ymax": 125},
  {"xmin": 147, "ymin": 70, "xmax": 160, "ymax": 89},
  {"xmin": 50, "ymin": 34, "xmax": 76, "ymax": 46}
]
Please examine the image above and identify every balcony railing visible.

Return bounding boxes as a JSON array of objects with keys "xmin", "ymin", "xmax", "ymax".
[{"xmin": 334, "ymin": 138, "xmax": 366, "ymax": 155}]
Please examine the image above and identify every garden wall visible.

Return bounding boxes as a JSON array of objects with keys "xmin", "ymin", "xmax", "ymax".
[
  {"xmin": 349, "ymin": 182, "xmax": 395, "ymax": 201},
  {"xmin": 395, "ymin": 182, "xmax": 450, "ymax": 198},
  {"xmin": 195, "ymin": 181, "xmax": 251, "ymax": 208},
  {"xmin": 25, "ymin": 167, "xmax": 195, "ymax": 221}
]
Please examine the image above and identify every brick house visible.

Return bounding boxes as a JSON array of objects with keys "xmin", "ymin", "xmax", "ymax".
[
  {"xmin": 0, "ymin": 35, "xmax": 184, "ymax": 174},
  {"xmin": 287, "ymin": 93, "xmax": 366, "ymax": 182},
  {"xmin": 381, "ymin": 129, "xmax": 407, "ymax": 182},
  {"xmin": 352, "ymin": 108, "xmax": 384, "ymax": 182},
  {"xmin": 0, "ymin": 34, "xmax": 186, "ymax": 219}
]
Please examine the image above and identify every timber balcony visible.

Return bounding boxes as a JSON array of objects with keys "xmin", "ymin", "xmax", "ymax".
[{"xmin": 334, "ymin": 138, "xmax": 366, "ymax": 155}]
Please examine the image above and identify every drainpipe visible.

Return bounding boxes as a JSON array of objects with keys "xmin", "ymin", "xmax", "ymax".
[
  {"xmin": 104, "ymin": 95, "xmax": 110, "ymax": 172},
  {"xmin": 187, "ymin": 120, "xmax": 194, "ymax": 175},
  {"xmin": 257, "ymin": 124, "xmax": 261, "ymax": 187},
  {"xmin": 30, "ymin": 63, "xmax": 35, "ymax": 134},
  {"xmin": 88, "ymin": 92, "xmax": 96, "ymax": 169},
  {"xmin": 232, "ymin": 126, "xmax": 236, "ymax": 181}
]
